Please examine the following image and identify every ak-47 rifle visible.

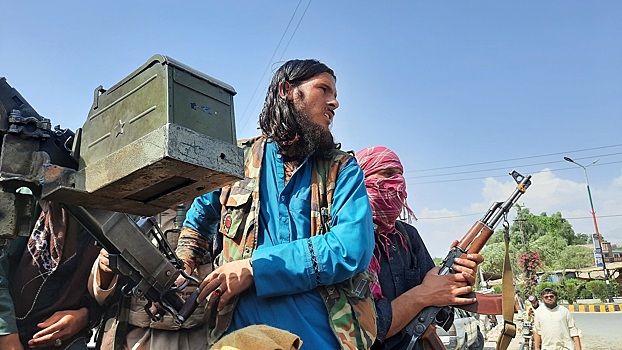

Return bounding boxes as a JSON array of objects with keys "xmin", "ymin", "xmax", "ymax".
[{"xmin": 404, "ymin": 170, "xmax": 532, "ymax": 350}]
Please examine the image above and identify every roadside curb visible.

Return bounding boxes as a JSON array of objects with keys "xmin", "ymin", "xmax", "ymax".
[{"xmin": 566, "ymin": 304, "xmax": 622, "ymax": 312}]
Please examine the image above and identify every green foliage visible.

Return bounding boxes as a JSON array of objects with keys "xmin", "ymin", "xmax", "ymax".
[
  {"xmin": 579, "ymin": 286, "xmax": 592, "ymax": 299},
  {"xmin": 480, "ymin": 242, "xmax": 505, "ymax": 275},
  {"xmin": 562, "ymin": 279, "xmax": 580, "ymax": 304},
  {"xmin": 533, "ymin": 234, "xmax": 569, "ymax": 269},
  {"xmin": 557, "ymin": 245, "xmax": 594, "ymax": 269},
  {"xmin": 608, "ymin": 278, "xmax": 620, "ymax": 298},
  {"xmin": 493, "ymin": 285, "xmax": 502, "ymax": 294},
  {"xmin": 536, "ymin": 281, "xmax": 560, "ymax": 297},
  {"xmin": 585, "ymin": 280, "xmax": 609, "ymax": 302},
  {"xmin": 481, "ymin": 205, "xmax": 596, "ymax": 288},
  {"xmin": 575, "ymin": 233, "xmax": 590, "ymax": 244}
]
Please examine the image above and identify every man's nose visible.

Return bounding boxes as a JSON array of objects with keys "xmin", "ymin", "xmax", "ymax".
[{"xmin": 329, "ymin": 98, "xmax": 339, "ymax": 110}]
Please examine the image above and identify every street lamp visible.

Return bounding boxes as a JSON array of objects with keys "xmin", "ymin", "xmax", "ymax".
[{"xmin": 564, "ymin": 156, "xmax": 615, "ymax": 303}]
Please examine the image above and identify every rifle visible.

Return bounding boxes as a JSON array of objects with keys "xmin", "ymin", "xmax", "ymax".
[
  {"xmin": 405, "ymin": 170, "xmax": 532, "ymax": 350},
  {"xmin": 0, "ymin": 55, "xmax": 244, "ymax": 324}
]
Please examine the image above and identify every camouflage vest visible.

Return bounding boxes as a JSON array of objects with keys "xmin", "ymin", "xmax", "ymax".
[{"xmin": 210, "ymin": 136, "xmax": 377, "ymax": 349}]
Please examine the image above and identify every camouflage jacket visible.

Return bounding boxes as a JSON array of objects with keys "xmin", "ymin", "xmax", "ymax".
[{"xmin": 209, "ymin": 136, "xmax": 377, "ymax": 349}]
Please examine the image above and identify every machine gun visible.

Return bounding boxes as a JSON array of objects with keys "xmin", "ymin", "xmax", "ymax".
[
  {"xmin": 404, "ymin": 170, "xmax": 532, "ymax": 350},
  {"xmin": 0, "ymin": 55, "xmax": 244, "ymax": 324}
]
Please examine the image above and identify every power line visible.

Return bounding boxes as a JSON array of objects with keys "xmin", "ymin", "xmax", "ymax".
[
  {"xmin": 565, "ymin": 214, "xmax": 622, "ymax": 220},
  {"xmin": 237, "ymin": 0, "xmax": 312, "ymax": 135},
  {"xmin": 407, "ymin": 160, "xmax": 622, "ymax": 185},
  {"xmin": 406, "ymin": 143, "xmax": 622, "ymax": 174},
  {"xmin": 278, "ymin": 0, "xmax": 312, "ymax": 62},
  {"xmin": 418, "ymin": 212, "xmax": 622, "ymax": 222},
  {"xmin": 417, "ymin": 212, "xmax": 483, "ymax": 220},
  {"xmin": 405, "ymin": 151, "xmax": 622, "ymax": 179}
]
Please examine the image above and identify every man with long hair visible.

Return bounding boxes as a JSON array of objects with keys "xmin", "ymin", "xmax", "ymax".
[{"xmin": 178, "ymin": 59, "xmax": 376, "ymax": 349}]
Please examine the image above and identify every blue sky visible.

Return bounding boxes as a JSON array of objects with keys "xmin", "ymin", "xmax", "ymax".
[{"xmin": 2, "ymin": 1, "xmax": 621, "ymax": 257}]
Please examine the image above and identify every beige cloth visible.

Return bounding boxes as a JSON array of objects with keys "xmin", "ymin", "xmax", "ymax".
[
  {"xmin": 124, "ymin": 324, "xmax": 209, "ymax": 350},
  {"xmin": 212, "ymin": 325, "xmax": 302, "ymax": 350},
  {"xmin": 534, "ymin": 305, "xmax": 581, "ymax": 350},
  {"xmin": 89, "ymin": 256, "xmax": 211, "ymax": 329},
  {"xmin": 88, "ymin": 256, "xmax": 212, "ymax": 349}
]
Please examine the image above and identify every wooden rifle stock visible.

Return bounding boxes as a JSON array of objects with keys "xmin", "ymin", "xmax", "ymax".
[
  {"xmin": 406, "ymin": 171, "xmax": 532, "ymax": 350},
  {"xmin": 458, "ymin": 292, "xmax": 504, "ymax": 315},
  {"xmin": 421, "ymin": 325, "xmax": 445, "ymax": 350}
]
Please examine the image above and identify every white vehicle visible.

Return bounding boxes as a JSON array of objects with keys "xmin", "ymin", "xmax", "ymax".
[{"xmin": 436, "ymin": 308, "xmax": 484, "ymax": 350}]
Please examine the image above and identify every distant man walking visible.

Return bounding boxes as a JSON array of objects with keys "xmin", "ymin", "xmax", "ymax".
[{"xmin": 533, "ymin": 287, "xmax": 582, "ymax": 350}]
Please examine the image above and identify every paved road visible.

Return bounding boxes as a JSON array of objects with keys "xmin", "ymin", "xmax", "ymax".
[
  {"xmin": 573, "ymin": 312, "xmax": 622, "ymax": 337},
  {"xmin": 573, "ymin": 312, "xmax": 622, "ymax": 349},
  {"xmin": 484, "ymin": 311, "xmax": 622, "ymax": 350}
]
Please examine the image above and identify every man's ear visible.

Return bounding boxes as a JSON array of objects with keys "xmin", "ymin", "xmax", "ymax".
[{"xmin": 278, "ymin": 81, "xmax": 293, "ymax": 100}]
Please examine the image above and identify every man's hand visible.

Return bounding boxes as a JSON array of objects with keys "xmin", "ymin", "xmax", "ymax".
[
  {"xmin": 198, "ymin": 259, "xmax": 254, "ymax": 312},
  {"xmin": 451, "ymin": 252, "xmax": 484, "ymax": 286},
  {"xmin": 409, "ymin": 267, "xmax": 476, "ymax": 307},
  {"xmin": 96, "ymin": 248, "xmax": 116, "ymax": 289},
  {"xmin": 387, "ymin": 266, "xmax": 478, "ymax": 338},
  {"xmin": 0, "ymin": 333, "xmax": 24, "ymax": 350},
  {"xmin": 27, "ymin": 308, "xmax": 88, "ymax": 348},
  {"xmin": 448, "ymin": 239, "xmax": 484, "ymax": 286}
]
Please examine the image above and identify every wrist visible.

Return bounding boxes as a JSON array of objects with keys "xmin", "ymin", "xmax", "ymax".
[
  {"xmin": 402, "ymin": 285, "xmax": 428, "ymax": 310},
  {"xmin": 0, "ymin": 333, "xmax": 22, "ymax": 350}
]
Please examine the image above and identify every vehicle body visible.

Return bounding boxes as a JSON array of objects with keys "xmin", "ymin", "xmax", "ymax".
[{"xmin": 436, "ymin": 308, "xmax": 484, "ymax": 350}]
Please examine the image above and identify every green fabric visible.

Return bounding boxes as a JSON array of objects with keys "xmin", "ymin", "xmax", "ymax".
[{"xmin": 210, "ymin": 136, "xmax": 376, "ymax": 349}]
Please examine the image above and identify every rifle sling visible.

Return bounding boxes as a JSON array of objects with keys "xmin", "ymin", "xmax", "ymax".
[{"xmin": 496, "ymin": 234, "xmax": 516, "ymax": 350}]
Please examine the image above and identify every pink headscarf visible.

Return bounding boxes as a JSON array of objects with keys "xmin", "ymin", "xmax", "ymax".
[{"xmin": 356, "ymin": 146, "xmax": 416, "ymax": 299}]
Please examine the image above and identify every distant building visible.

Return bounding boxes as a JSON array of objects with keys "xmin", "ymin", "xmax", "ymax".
[{"xmin": 602, "ymin": 242, "xmax": 622, "ymax": 263}]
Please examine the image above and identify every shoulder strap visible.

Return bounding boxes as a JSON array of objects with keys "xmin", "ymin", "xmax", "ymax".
[
  {"xmin": 310, "ymin": 150, "xmax": 351, "ymax": 236},
  {"xmin": 496, "ymin": 224, "xmax": 516, "ymax": 350}
]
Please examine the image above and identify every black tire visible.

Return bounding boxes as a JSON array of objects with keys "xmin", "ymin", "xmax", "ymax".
[
  {"xmin": 469, "ymin": 329, "xmax": 485, "ymax": 350},
  {"xmin": 460, "ymin": 335, "xmax": 469, "ymax": 350}
]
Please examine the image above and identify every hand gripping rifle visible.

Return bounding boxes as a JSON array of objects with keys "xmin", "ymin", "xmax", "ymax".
[{"xmin": 404, "ymin": 170, "xmax": 532, "ymax": 350}]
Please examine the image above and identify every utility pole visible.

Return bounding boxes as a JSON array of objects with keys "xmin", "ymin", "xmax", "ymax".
[{"xmin": 564, "ymin": 156, "xmax": 614, "ymax": 303}]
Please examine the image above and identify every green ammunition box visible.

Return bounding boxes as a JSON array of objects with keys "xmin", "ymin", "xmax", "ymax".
[
  {"xmin": 82, "ymin": 54, "xmax": 237, "ymax": 167},
  {"xmin": 43, "ymin": 55, "xmax": 244, "ymax": 215}
]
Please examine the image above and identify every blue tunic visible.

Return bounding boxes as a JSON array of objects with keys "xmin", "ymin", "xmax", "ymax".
[{"xmin": 185, "ymin": 141, "xmax": 374, "ymax": 349}]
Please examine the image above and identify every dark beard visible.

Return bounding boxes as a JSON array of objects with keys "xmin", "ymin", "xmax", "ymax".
[
  {"xmin": 286, "ymin": 109, "xmax": 335, "ymax": 161},
  {"xmin": 545, "ymin": 301, "xmax": 557, "ymax": 309}
]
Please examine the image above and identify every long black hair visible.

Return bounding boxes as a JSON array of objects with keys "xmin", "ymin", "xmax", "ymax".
[{"xmin": 259, "ymin": 59, "xmax": 336, "ymax": 145}]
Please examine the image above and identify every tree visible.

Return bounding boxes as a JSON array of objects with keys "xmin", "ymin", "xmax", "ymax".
[
  {"xmin": 480, "ymin": 241, "xmax": 521, "ymax": 276},
  {"xmin": 481, "ymin": 205, "xmax": 595, "ymax": 287},
  {"xmin": 533, "ymin": 234, "xmax": 569, "ymax": 270},
  {"xmin": 509, "ymin": 206, "xmax": 540, "ymax": 249},
  {"xmin": 558, "ymin": 245, "xmax": 594, "ymax": 270},
  {"xmin": 585, "ymin": 280, "xmax": 609, "ymax": 302},
  {"xmin": 562, "ymin": 279, "xmax": 580, "ymax": 305},
  {"xmin": 575, "ymin": 233, "xmax": 590, "ymax": 245}
]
